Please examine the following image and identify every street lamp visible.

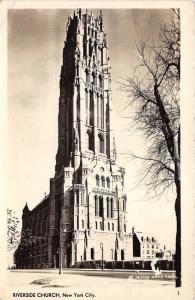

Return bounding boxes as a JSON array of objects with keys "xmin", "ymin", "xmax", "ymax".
[
  {"xmin": 100, "ymin": 242, "xmax": 104, "ymax": 271},
  {"xmin": 59, "ymin": 222, "xmax": 65, "ymax": 275},
  {"xmin": 110, "ymin": 249, "xmax": 114, "ymax": 270}
]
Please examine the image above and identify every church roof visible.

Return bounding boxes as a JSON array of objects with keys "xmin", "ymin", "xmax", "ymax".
[{"xmin": 23, "ymin": 194, "xmax": 49, "ymax": 216}]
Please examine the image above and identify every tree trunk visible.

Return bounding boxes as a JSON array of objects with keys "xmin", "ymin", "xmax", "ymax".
[
  {"xmin": 175, "ymin": 178, "xmax": 181, "ymax": 287},
  {"xmin": 174, "ymin": 132, "xmax": 181, "ymax": 287}
]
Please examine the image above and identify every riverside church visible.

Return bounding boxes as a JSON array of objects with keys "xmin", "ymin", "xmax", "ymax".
[{"xmin": 15, "ymin": 9, "xmax": 133, "ymax": 269}]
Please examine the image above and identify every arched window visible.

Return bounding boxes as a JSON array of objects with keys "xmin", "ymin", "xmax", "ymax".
[
  {"xmin": 91, "ymin": 248, "xmax": 95, "ymax": 260},
  {"xmin": 101, "ymin": 48, "xmax": 103, "ymax": 65},
  {"xmin": 89, "ymin": 38, "xmax": 92, "ymax": 56},
  {"xmin": 95, "ymin": 195, "xmax": 98, "ymax": 216},
  {"xmin": 99, "ymin": 197, "xmax": 103, "ymax": 217},
  {"xmin": 147, "ymin": 237, "xmax": 149, "ymax": 242},
  {"xmin": 76, "ymin": 192, "xmax": 79, "ymax": 205},
  {"xmin": 76, "ymin": 64, "xmax": 79, "ymax": 76},
  {"xmin": 99, "ymin": 75, "xmax": 103, "ymax": 89},
  {"xmin": 82, "ymin": 220, "xmax": 84, "ymax": 229},
  {"xmin": 106, "ymin": 177, "xmax": 110, "ymax": 188},
  {"xmin": 99, "ymin": 134, "xmax": 104, "ymax": 153},
  {"xmin": 110, "ymin": 198, "xmax": 114, "ymax": 218},
  {"xmin": 87, "ymin": 130, "xmax": 94, "ymax": 151},
  {"xmin": 85, "ymin": 69, "xmax": 90, "ymax": 83},
  {"xmin": 112, "ymin": 223, "xmax": 114, "ymax": 231},
  {"xmin": 141, "ymin": 236, "xmax": 143, "ymax": 242},
  {"xmin": 97, "ymin": 95, "xmax": 100, "ymax": 128},
  {"xmin": 95, "ymin": 221, "xmax": 98, "ymax": 230},
  {"xmin": 107, "ymin": 198, "xmax": 109, "ymax": 218},
  {"xmin": 124, "ymin": 224, "xmax": 126, "ymax": 233},
  {"xmin": 77, "ymin": 216, "xmax": 79, "ymax": 230},
  {"xmin": 123, "ymin": 198, "xmax": 126, "ymax": 211},
  {"xmin": 101, "ymin": 176, "xmax": 105, "ymax": 188},
  {"xmin": 83, "ymin": 39, "xmax": 86, "ymax": 57},
  {"xmin": 100, "ymin": 221, "xmax": 102, "ymax": 230},
  {"xmin": 96, "ymin": 175, "xmax": 100, "ymax": 186},
  {"xmin": 121, "ymin": 249, "xmax": 125, "ymax": 261},
  {"xmin": 100, "ymin": 96, "xmax": 104, "ymax": 129},
  {"xmin": 108, "ymin": 223, "xmax": 110, "ymax": 231},
  {"xmin": 89, "ymin": 91, "xmax": 94, "ymax": 126},
  {"xmin": 85, "ymin": 89, "xmax": 88, "ymax": 124},
  {"xmin": 92, "ymin": 72, "xmax": 96, "ymax": 85}
]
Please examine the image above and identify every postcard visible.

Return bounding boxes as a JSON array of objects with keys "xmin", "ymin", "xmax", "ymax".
[{"xmin": 1, "ymin": 1, "xmax": 194, "ymax": 299}]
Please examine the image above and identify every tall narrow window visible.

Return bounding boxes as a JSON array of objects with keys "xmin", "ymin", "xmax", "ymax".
[
  {"xmin": 89, "ymin": 92, "xmax": 94, "ymax": 126},
  {"xmin": 82, "ymin": 220, "xmax": 84, "ymax": 229},
  {"xmin": 99, "ymin": 134, "xmax": 104, "ymax": 153},
  {"xmin": 96, "ymin": 175, "xmax": 100, "ymax": 187},
  {"xmin": 111, "ymin": 198, "xmax": 114, "ymax": 218},
  {"xmin": 88, "ymin": 130, "xmax": 94, "ymax": 151},
  {"xmin": 95, "ymin": 195, "xmax": 98, "ymax": 216},
  {"xmin": 107, "ymin": 198, "xmax": 109, "ymax": 218},
  {"xmin": 106, "ymin": 177, "xmax": 110, "ymax": 188},
  {"xmin": 99, "ymin": 196, "xmax": 103, "ymax": 217},
  {"xmin": 106, "ymin": 104, "xmax": 110, "ymax": 156},
  {"xmin": 100, "ymin": 96, "xmax": 104, "ymax": 130},
  {"xmin": 121, "ymin": 250, "xmax": 125, "ymax": 260},
  {"xmin": 77, "ymin": 216, "xmax": 79, "ymax": 230},
  {"xmin": 91, "ymin": 248, "xmax": 95, "ymax": 260},
  {"xmin": 101, "ymin": 48, "xmax": 103, "ymax": 65},
  {"xmin": 85, "ymin": 90, "xmax": 88, "ymax": 124},
  {"xmin": 99, "ymin": 75, "xmax": 103, "ymax": 89},
  {"xmin": 76, "ymin": 64, "xmax": 79, "ymax": 76},
  {"xmin": 83, "ymin": 39, "xmax": 87, "ymax": 57},
  {"xmin": 97, "ymin": 95, "xmax": 100, "ymax": 127},
  {"xmin": 92, "ymin": 72, "xmax": 96, "ymax": 85},
  {"xmin": 123, "ymin": 199, "xmax": 125, "ymax": 211},
  {"xmin": 89, "ymin": 38, "xmax": 92, "ymax": 56},
  {"xmin": 108, "ymin": 223, "xmax": 110, "ymax": 231},
  {"xmin": 85, "ymin": 70, "xmax": 90, "ymax": 83},
  {"xmin": 101, "ymin": 176, "xmax": 105, "ymax": 188}
]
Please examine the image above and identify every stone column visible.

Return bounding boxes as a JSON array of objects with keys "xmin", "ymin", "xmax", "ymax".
[{"xmin": 103, "ymin": 196, "xmax": 107, "ymax": 231}]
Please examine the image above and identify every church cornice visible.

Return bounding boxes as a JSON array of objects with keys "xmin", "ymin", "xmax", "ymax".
[{"xmin": 92, "ymin": 188, "xmax": 115, "ymax": 196}]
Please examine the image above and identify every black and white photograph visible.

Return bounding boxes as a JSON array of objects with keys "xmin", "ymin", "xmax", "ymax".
[{"xmin": 1, "ymin": 1, "xmax": 194, "ymax": 300}]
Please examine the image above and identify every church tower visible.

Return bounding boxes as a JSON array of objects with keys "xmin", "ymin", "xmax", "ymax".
[
  {"xmin": 47, "ymin": 9, "xmax": 132, "ymax": 268},
  {"xmin": 15, "ymin": 9, "xmax": 133, "ymax": 270},
  {"xmin": 49, "ymin": 9, "xmax": 132, "ymax": 267},
  {"xmin": 55, "ymin": 9, "xmax": 113, "ymax": 173}
]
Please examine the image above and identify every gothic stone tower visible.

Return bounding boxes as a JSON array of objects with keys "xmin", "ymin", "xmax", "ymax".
[
  {"xmin": 14, "ymin": 9, "xmax": 132, "ymax": 270},
  {"xmin": 47, "ymin": 9, "xmax": 132, "ymax": 268}
]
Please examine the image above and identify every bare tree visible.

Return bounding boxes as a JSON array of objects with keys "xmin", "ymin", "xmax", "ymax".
[
  {"xmin": 122, "ymin": 9, "xmax": 180, "ymax": 286},
  {"xmin": 7, "ymin": 209, "xmax": 20, "ymax": 251}
]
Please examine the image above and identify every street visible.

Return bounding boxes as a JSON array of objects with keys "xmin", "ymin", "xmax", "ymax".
[{"xmin": 2, "ymin": 270, "xmax": 180, "ymax": 300}]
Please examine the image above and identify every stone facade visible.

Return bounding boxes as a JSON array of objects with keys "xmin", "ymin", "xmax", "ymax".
[{"xmin": 15, "ymin": 9, "xmax": 133, "ymax": 269}]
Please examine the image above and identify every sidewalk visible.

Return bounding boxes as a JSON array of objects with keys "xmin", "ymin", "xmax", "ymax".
[{"xmin": 10, "ymin": 268, "xmax": 176, "ymax": 280}]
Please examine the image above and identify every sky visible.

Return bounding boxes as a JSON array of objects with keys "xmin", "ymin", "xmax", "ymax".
[{"xmin": 7, "ymin": 8, "xmax": 176, "ymax": 250}]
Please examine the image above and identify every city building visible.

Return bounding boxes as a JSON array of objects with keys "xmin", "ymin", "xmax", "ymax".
[
  {"xmin": 15, "ymin": 9, "xmax": 133, "ymax": 269},
  {"xmin": 132, "ymin": 228, "xmax": 161, "ymax": 260}
]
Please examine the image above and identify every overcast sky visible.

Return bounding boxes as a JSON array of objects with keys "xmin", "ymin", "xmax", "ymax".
[{"xmin": 8, "ymin": 9, "xmax": 176, "ymax": 250}]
